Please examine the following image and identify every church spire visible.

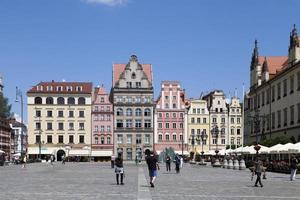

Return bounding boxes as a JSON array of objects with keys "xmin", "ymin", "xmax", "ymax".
[
  {"xmin": 251, "ymin": 39, "xmax": 259, "ymax": 69},
  {"xmin": 289, "ymin": 24, "xmax": 299, "ymax": 50}
]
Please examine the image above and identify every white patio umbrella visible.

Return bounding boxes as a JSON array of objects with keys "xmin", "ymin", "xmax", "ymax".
[
  {"xmin": 288, "ymin": 142, "xmax": 300, "ymax": 153},
  {"xmin": 278, "ymin": 143, "xmax": 296, "ymax": 153},
  {"xmin": 258, "ymin": 145, "xmax": 270, "ymax": 154},
  {"xmin": 269, "ymin": 144, "xmax": 284, "ymax": 154}
]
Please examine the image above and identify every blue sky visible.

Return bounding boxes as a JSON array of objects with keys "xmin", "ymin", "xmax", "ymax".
[{"xmin": 0, "ymin": 0, "xmax": 299, "ymax": 122}]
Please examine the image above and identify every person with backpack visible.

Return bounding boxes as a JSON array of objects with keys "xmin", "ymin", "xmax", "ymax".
[
  {"xmin": 290, "ymin": 155, "xmax": 298, "ymax": 181},
  {"xmin": 115, "ymin": 153, "xmax": 124, "ymax": 185},
  {"xmin": 166, "ymin": 155, "xmax": 171, "ymax": 172},
  {"xmin": 175, "ymin": 154, "xmax": 181, "ymax": 173}
]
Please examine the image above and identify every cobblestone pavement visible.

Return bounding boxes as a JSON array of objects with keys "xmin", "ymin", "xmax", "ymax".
[{"xmin": 0, "ymin": 162, "xmax": 300, "ymax": 200}]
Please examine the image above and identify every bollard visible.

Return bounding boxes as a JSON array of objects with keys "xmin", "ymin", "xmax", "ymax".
[
  {"xmin": 239, "ymin": 159, "xmax": 246, "ymax": 170},
  {"xmin": 233, "ymin": 159, "xmax": 239, "ymax": 170},
  {"xmin": 227, "ymin": 159, "xmax": 233, "ymax": 169},
  {"xmin": 223, "ymin": 159, "xmax": 228, "ymax": 168}
]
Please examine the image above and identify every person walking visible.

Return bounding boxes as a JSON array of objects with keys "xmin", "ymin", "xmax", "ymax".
[
  {"xmin": 62, "ymin": 155, "xmax": 66, "ymax": 165},
  {"xmin": 253, "ymin": 158, "xmax": 264, "ymax": 187},
  {"xmin": 50, "ymin": 154, "xmax": 54, "ymax": 167},
  {"xmin": 115, "ymin": 153, "xmax": 124, "ymax": 185},
  {"xmin": 290, "ymin": 155, "xmax": 298, "ymax": 181},
  {"xmin": 145, "ymin": 149, "xmax": 159, "ymax": 188},
  {"xmin": 175, "ymin": 154, "xmax": 181, "ymax": 173},
  {"xmin": 111, "ymin": 155, "xmax": 115, "ymax": 168},
  {"xmin": 166, "ymin": 155, "xmax": 171, "ymax": 172},
  {"xmin": 22, "ymin": 154, "xmax": 27, "ymax": 169}
]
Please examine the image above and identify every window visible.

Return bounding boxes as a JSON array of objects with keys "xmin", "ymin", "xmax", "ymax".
[
  {"xmin": 237, "ymin": 138, "xmax": 241, "ymax": 145},
  {"xmin": 231, "ymin": 129, "xmax": 234, "ymax": 135},
  {"xmin": 191, "ymin": 129, "xmax": 195, "ymax": 135},
  {"xmin": 197, "ymin": 118, "xmax": 201, "ymax": 124},
  {"xmin": 166, "ymin": 123, "xmax": 169, "ymax": 129},
  {"xmin": 117, "ymin": 108, "xmax": 123, "ymax": 116},
  {"xmin": 290, "ymin": 105, "xmax": 294, "ymax": 125},
  {"xmin": 213, "ymin": 118, "xmax": 217, "ymax": 123},
  {"xmin": 215, "ymin": 108, "xmax": 218, "ymax": 112},
  {"xmin": 127, "ymin": 134, "xmax": 132, "ymax": 144},
  {"xmin": 135, "ymin": 108, "xmax": 142, "ymax": 116},
  {"xmin": 173, "ymin": 113, "xmax": 176, "ymax": 118},
  {"xmin": 94, "ymin": 125, "xmax": 98, "ymax": 132},
  {"xmin": 165, "ymin": 96, "xmax": 169, "ymax": 100},
  {"xmin": 283, "ymin": 108, "xmax": 288, "ymax": 126},
  {"xmin": 180, "ymin": 134, "xmax": 183, "ymax": 141},
  {"xmin": 220, "ymin": 108, "xmax": 223, "ymax": 112},
  {"xmin": 127, "ymin": 97, "xmax": 132, "ymax": 103},
  {"xmin": 144, "ymin": 108, "xmax": 151, "ymax": 116},
  {"xmin": 277, "ymin": 110, "xmax": 281, "ymax": 128},
  {"xmin": 69, "ymin": 135, "xmax": 74, "ymax": 144},
  {"xmin": 101, "ymin": 106, "xmax": 104, "ymax": 111},
  {"xmin": 76, "ymin": 86, "xmax": 82, "ymax": 92},
  {"xmin": 221, "ymin": 139, "xmax": 225, "ymax": 144},
  {"xmin": 101, "ymin": 137, "xmax": 105, "ymax": 144},
  {"xmin": 135, "ymin": 120, "xmax": 142, "ymax": 128},
  {"xmin": 203, "ymin": 118, "xmax": 207, "ymax": 124},
  {"xmin": 79, "ymin": 111, "xmax": 84, "ymax": 117},
  {"xmin": 57, "ymin": 97, "xmax": 65, "ymax": 105},
  {"xmin": 136, "ymin": 97, "xmax": 141, "ymax": 103},
  {"xmin": 231, "ymin": 118, "xmax": 234, "ymax": 123},
  {"xmin": 145, "ymin": 134, "xmax": 150, "ymax": 144},
  {"xmin": 79, "ymin": 123, "xmax": 84, "ymax": 130},
  {"xmin": 172, "ymin": 134, "xmax": 176, "ymax": 141},
  {"xmin": 180, "ymin": 113, "xmax": 183, "ymax": 118},
  {"xmin": 46, "ymin": 97, "xmax": 54, "ymax": 104},
  {"xmin": 100, "ymin": 97, "xmax": 104, "ymax": 103},
  {"xmin": 191, "ymin": 118, "xmax": 195, "ymax": 123},
  {"xmin": 34, "ymin": 97, "xmax": 42, "ymax": 104},
  {"xmin": 35, "ymin": 135, "xmax": 41, "ymax": 144},
  {"xmin": 36, "ymin": 110, "xmax": 41, "ymax": 117},
  {"xmin": 47, "ymin": 110, "xmax": 52, "ymax": 117},
  {"xmin": 231, "ymin": 138, "xmax": 234, "ymax": 145},
  {"xmin": 136, "ymin": 134, "xmax": 141, "ymax": 144},
  {"xmin": 173, "ymin": 104, "xmax": 176, "ymax": 109},
  {"xmin": 221, "ymin": 118, "xmax": 225, "ymax": 123},
  {"xmin": 69, "ymin": 111, "xmax": 74, "ymax": 118},
  {"xmin": 58, "ymin": 111, "xmax": 63, "ymax": 117},
  {"xmin": 126, "ymin": 108, "xmax": 132, "ymax": 116},
  {"xmin": 95, "ymin": 137, "xmax": 99, "ymax": 144},
  {"xmin": 283, "ymin": 79, "xmax": 287, "ymax": 97},
  {"xmin": 58, "ymin": 135, "xmax": 64, "ymax": 143},
  {"xmin": 79, "ymin": 135, "xmax": 84, "ymax": 143},
  {"xmin": 201, "ymin": 109, "xmax": 205, "ymax": 114},
  {"xmin": 68, "ymin": 97, "xmax": 75, "ymax": 105},
  {"xmin": 58, "ymin": 123, "xmax": 64, "ymax": 130},
  {"xmin": 173, "ymin": 123, "xmax": 176, "ymax": 129},
  {"xmin": 237, "ymin": 118, "xmax": 240, "ymax": 124},
  {"xmin": 165, "ymin": 103, "xmax": 169, "ymax": 109},
  {"xmin": 158, "ymin": 134, "xmax": 162, "ymax": 141},
  {"xmin": 47, "ymin": 123, "xmax": 52, "ymax": 130},
  {"xmin": 47, "ymin": 135, "xmax": 52, "ymax": 143},
  {"xmin": 107, "ymin": 126, "xmax": 111, "ymax": 132},
  {"xmin": 36, "ymin": 122, "xmax": 41, "ymax": 130},
  {"xmin": 290, "ymin": 75, "xmax": 294, "ymax": 94},
  {"xmin": 117, "ymin": 120, "xmax": 123, "ymax": 128},
  {"xmin": 166, "ymin": 134, "xmax": 170, "ymax": 141},
  {"xmin": 180, "ymin": 123, "xmax": 183, "ymax": 129},
  {"xmin": 117, "ymin": 134, "xmax": 123, "ymax": 144},
  {"xmin": 144, "ymin": 120, "xmax": 151, "ymax": 128},
  {"xmin": 100, "ymin": 126, "xmax": 105, "ymax": 132},
  {"xmin": 106, "ymin": 106, "xmax": 110, "ymax": 111},
  {"xmin": 166, "ymin": 113, "xmax": 169, "ymax": 118},
  {"xmin": 106, "ymin": 115, "xmax": 111, "ymax": 121},
  {"xmin": 271, "ymin": 86, "xmax": 275, "ymax": 102},
  {"xmin": 237, "ymin": 129, "xmax": 241, "ymax": 135},
  {"xmin": 78, "ymin": 97, "xmax": 86, "ymax": 105},
  {"xmin": 277, "ymin": 82, "xmax": 281, "ymax": 100},
  {"xmin": 136, "ymin": 82, "xmax": 141, "ymax": 88},
  {"xmin": 126, "ymin": 120, "xmax": 132, "ymax": 128},
  {"xmin": 100, "ymin": 115, "xmax": 104, "ymax": 121},
  {"xmin": 107, "ymin": 137, "xmax": 111, "ymax": 144},
  {"xmin": 173, "ymin": 96, "xmax": 176, "ymax": 100},
  {"xmin": 197, "ymin": 108, "xmax": 200, "ymax": 114},
  {"xmin": 69, "ymin": 123, "xmax": 74, "ymax": 130},
  {"xmin": 126, "ymin": 82, "xmax": 132, "ymax": 88},
  {"xmin": 158, "ymin": 113, "xmax": 162, "ymax": 118},
  {"xmin": 213, "ymin": 139, "xmax": 217, "ymax": 144}
]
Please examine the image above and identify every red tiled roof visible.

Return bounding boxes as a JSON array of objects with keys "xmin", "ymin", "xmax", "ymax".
[
  {"xmin": 258, "ymin": 56, "xmax": 288, "ymax": 75},
  {"xmin": 27, "ymin": 81, "xmax": 92, "ymax": 94},
  {"xmin": 113, "ymin": 63, "xmax": 152, "ymax": 86}
]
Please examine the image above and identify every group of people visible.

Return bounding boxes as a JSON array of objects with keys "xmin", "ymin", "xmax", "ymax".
[{"xmin": 165, "ymin": 154, "xmax": 183, "ymax": 173}]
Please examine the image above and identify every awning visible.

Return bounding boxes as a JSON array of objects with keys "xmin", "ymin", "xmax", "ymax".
[
  {"xmin": 91, "ymin": 150, "xmax": 112, "ymax": 157},
  {"xmin": 68, "ymin": 149, "xmax": 89, "ymax": 156},
  {"xmin": 28, "ymin": 147, "xmax": 56, "ymax": 155}
]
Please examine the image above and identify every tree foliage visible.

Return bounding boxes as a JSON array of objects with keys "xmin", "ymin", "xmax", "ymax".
[
  {"xmin": 0, "ymin": 93, "xmax": 11, "ymax": 118},
  {"xmin": 260, "ymin": 135, "xmax": 291, "ymax": 147}
]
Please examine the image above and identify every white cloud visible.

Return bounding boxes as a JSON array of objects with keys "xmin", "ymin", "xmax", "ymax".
[{"xmin": 83, "ymin": 0, "xmax": 128, "ymax": 6}]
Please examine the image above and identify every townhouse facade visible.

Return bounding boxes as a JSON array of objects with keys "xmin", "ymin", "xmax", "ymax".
[
  {"xmin": 27, "ymin": 81, "xmax": 92, "ymax": 161},
  {"xmin": 111, "ymin": 55, "xmax": 154, "ymax": 160},
  {"xmin": 154, "ymin": 81, "xmax": 188, "ymax": 155}
]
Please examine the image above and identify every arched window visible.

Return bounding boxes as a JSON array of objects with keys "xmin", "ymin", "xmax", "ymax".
[
  {"xmin": 78, "ymin": 97, "xmax": 86, "ymax": 105},
  {"xmin": 34, "ymin": 97, "xmax": 42, "ymax": 104},
  {"xmin": 46, "ymin": 97, "xmax": 53, "ymax": 104},
  {"xmin": 116, "ymin": 108, "xmax": 123, "ymax": 116},
  {"xmin": 126, "ymin": 108, "xmax": 132, "ymax": 116},
  {"xmin": 144, "ymin": 108, "xmax": 151, "ymax": 116},
  {"xmin": 68, "ymin": 97, "xmax": 75, "ymax": 105},
  {"xmin": 57, "ymin": 97, "xmax": 65, "ymax": 105},
  {"xmin": 135, "ymin": 108, "xmax": 142, "ymax": 116},
  {"xmin": 101, "ymin": 137, "xmax": 105, "ymax": 144}
]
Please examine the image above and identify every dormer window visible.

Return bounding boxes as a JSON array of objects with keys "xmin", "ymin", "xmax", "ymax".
[
  {"xmin": 66, "ymin": 86, "xmax": 73, "ymax": 92},
  {"xmin": 57, "ymin": 86, "xmax": 63, "ymax": 91},
  {"xmin": 46, "ymin": 86, "xmax": 53, "ymax": 91},
  {"xmin": 76, "ymin": 86, "xmax": 82, "ymax": 92},
  {"xmin": 131, "ymin": 72, "xmax": 136, "ymax": 79},
  {"xmin": 37, "ymin": 85, "xmax": 43, "ymax": 91}
]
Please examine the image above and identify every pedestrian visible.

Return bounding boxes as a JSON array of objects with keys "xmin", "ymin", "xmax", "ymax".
[
  {"xmin": 145, "ymin": 149, "xmax": 159, "ymax": 188},
  {"xmin": 290, "ymin": 155, "xmax": 298, "ymax": 181},
  {"xmin": 175, "ymin": 154, "xmax": 181, "ymax": 173},
  {"xmin": 115, "ymin": 153, "xmax": 124, "ymax": 185},
  {"xmin": 180, "ymin": 156, "xmax": 183, "ymax": 168},
  {"xmin": 50, "ymin": 154, "xmax": 54, "ymax": 167},
  {"xmin": 111, "ymin": 155, "xmax": 115, "ymax": 168},
  {"xmin": 166, "ymin": 155, "xmax": 171, "ymax": 172},
  {"xmin": 62, "ymin": 155, "xmax": 66, "ymax": 165},
  {"xmin": 22, "ymin": 154, "xmax": 27, "ymax": 169},
  {"xmin": 252, "ymin": 157, "xmax": 264, "ymax": 187},
  {"xmin": 135, "ymin": 155, "xmax": 138, "ymax": 166}
]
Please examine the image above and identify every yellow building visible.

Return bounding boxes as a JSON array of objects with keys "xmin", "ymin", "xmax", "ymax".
[
  {"xmin": 187, "ymin": 99, "xmax": 210, "ymax": 155},
  {"xmin": 27, "ymin": 81, "xmax": 92, "ymax": 161}
]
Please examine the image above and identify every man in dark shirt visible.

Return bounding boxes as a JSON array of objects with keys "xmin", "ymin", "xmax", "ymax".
[
  {"xmin": 145, "ymin": 149, "xmax": 159, "ymax": 188},
  {"xmin": 166, "ymin": 155, "xmax": 171, "ymax": 172}
]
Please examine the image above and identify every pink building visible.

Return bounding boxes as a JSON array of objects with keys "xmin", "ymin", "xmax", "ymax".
[
  {"xmin": 154, "ymin": 81, "xmax": 188, "ymax": 156},
  {"xmin": 91, "ymin": 86, "xmax": 114, "ymax": 161}
]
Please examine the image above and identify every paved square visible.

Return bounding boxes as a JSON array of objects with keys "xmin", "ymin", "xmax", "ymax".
[{"xmin": 0, "ymin": 162, "xmax": 299, "ymax": 200}]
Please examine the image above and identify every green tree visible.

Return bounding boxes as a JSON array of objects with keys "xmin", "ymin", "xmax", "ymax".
[
  {"xmin": 261, "ymin": 135, "xmax": 291, "ymax": 147},
  {"xmin": 0, "ymin": 93, "xmax": 11, "ymax": 118}
]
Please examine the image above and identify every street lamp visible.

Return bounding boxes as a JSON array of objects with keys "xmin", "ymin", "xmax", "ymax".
[
  {"xmin": 212, "ymin": 125, "xmax": 222, "ymax": 167},
  {"xmin": 199, "ymin": 131, "xmax": 208, "ymax": 165},
  {"xmin": 15, "ymin": 87, "xmax": 24, "ymax": 156}
]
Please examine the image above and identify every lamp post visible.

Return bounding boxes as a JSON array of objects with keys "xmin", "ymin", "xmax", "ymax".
[
  {"xmin": 199, "ymin": 131, "xmax": 208, "ymax": 165},
  {"xmin": 212, "ymin": 125, "xmax": 222, "ymax": 167},
  {"xmin": 15, "ymin": 87, "xmax": 24, "ymax": 156}
]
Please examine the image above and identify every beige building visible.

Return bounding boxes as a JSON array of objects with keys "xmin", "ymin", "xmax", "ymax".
[
  {"xmin": 27, "ymin": 81, "xmax": 92, "ymax": 161},
  {"xmin": 228, "ymin": 97, "xmax": 243, "ymax": 147},
  {"xmin": 244, "ymin": 25, "xmax": 300, "ymax": 145},
  {"xmin": 187, "ymin": 99, "xmax": 210, "ymax": 154}
]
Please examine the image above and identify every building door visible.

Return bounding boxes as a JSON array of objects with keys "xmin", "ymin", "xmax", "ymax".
[{"xmin": 56, "ymin": 150, "xmax": 65, "ymax": 161}]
